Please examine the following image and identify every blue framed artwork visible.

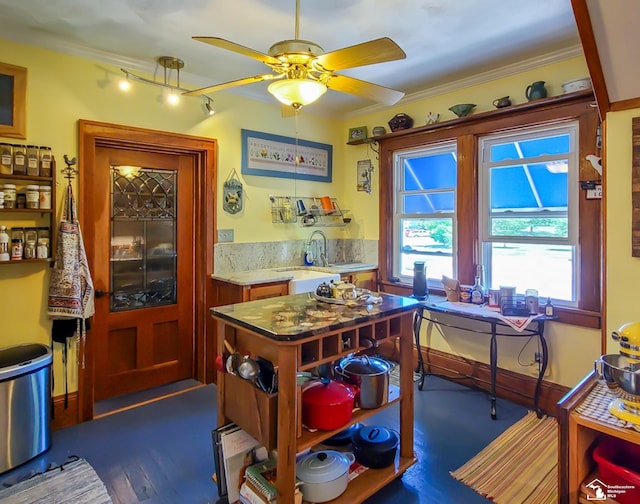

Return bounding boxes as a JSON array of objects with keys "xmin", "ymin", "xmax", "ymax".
[{"xmin": 241, "ymin": 129, "xmax": 332, "ymax": 182}]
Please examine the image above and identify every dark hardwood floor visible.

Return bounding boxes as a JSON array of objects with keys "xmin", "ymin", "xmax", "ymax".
[{"xmin": 0, "ymin": 376, "xmax": 528, "ymax": 503}]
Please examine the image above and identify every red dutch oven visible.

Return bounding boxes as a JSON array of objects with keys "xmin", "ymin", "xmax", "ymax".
[{"xmin": 302, "ymin": 378, "xmax": 358, "ymax": 430}]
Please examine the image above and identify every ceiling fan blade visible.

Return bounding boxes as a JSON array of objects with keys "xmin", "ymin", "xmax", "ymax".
[
  {"xmin": 193, "ymin": 36, "xmax": 281, "ymax": 66},
  {"xmin": 315, "ymin": 37, "xmax": 406, "ymax": 71},
  {"xmin": 183, "ymin": 74, "xmax": 282, "ymax": 96},
  {"xmin": 327, "ymin": 74, "xmax": 404, "ymax": 106}
]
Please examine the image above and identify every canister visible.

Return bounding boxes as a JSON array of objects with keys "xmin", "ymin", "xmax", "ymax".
[
  {"xmin": 12, "ymin": 144, "xmax": 26, "ymax": 175},
  {"xmin": 25, "ymin": 185, "xmax": 40, "ymax": 209},
  {"xmin": 2, "ymin": 184, "xmax": 16, "ymax": 208},
  {"xmin": 38, "ymin": 186, "xmax": 51, "ymax": 209},
  {"xmin": 26, "ymin": 145, "xmax": 39, "ymax": 176},
  {"xmin": 39, "ymin": 146, "xmax": 52, "ymax": 177},
  {"xmin": 0, "ymin": 143, "xmax": 12, "ymax": 174},
  {"xmin": 459, "ymin": 285, "xmax": 473, "ymax": 303}
]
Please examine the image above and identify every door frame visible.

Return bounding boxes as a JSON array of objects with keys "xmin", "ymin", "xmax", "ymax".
[{"xmin": 78, "ymin": 119, "xmax": 216, "ymax": 422}]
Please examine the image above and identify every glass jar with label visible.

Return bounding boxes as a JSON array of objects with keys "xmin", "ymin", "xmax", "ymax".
[
  {"xmin": 38, "ymin": 185, "xmax": 51, "ymax": 209},
  {"xmin": 0, "ymin": 143, "xmax": 12, "ymax": 175},
  {"xmin": 2, "ymin": 184, "xmax": 16, "ymax": 208},
  {"xmin": 39, "ymin": 146, "xmax": 52, "ymax": 177},
  {"xmin": 12, "ymin": 144, "xmax": 26, "ymax": 175},
  {"xmin": 36, "ymin": 227, "xmax": 50, "ymax": 259},
  {"xmin": 11, "ymin": 238, "xmax": 23, "ymax": 260},
  {"xmin": 26, "ymin": 145, "xmax": 39, "ymax": 176},
  {"xmin": 26, "ymin": 185, "xmax": 40, "ymax": 209}
]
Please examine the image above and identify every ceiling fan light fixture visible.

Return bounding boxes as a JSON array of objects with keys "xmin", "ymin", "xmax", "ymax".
[{"xmin": 268, "ymin": 78, "xmax": 327, "ymax": 108}]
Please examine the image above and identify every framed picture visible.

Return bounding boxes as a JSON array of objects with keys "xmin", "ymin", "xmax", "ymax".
[
  {"xmin": 0, "ymin": 62, "xmax": 27, "ymax": 139},
  {"xmin": 241, "ymin": 129, "xmax": 332, "ymax": 182},
  {"xmin": 348, "ymin": 126, "xmax": 368, "ymax": 143}
]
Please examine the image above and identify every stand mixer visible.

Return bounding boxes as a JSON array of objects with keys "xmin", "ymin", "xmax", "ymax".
[{"xmin": 596, "ymin": 322, "xmax": 640, "ymax": 425}]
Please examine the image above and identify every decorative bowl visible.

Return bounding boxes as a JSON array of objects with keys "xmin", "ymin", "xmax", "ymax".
[
  {"xmin": 562, "ymin": 77, "xmax": 592, "ymax": 94},
  {"xmin": 449, "ymin": 103, "xmax": 476, "ymax": 117}
]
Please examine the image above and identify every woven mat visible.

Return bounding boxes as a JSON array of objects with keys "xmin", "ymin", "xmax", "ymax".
[
  {"xmin": 451, "ymin": 411, "xmax": 558, "ymax": 504},
  {"xmin": 0, "ymin": 457, "xmax": 112, "ymax": 504},
  {"xmin": 575, "ymin": 381, "xmax": 640, "ymax": 432},
  {"xmin": 388, "ymin": 362, "xmax": 421, "ymax": 387}
]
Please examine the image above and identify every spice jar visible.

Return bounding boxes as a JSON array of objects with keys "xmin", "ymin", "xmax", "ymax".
[
  {"xmin": 11, "ymin": 239, "xmax": 23, "ymax": 260},
  {"xmin": 26, "ymin": 185, "xmax": 39, "ymax": 209},
  {"xmin": 38, "ymin": 185, "xmax": 51, "ymax": 209},
  {"xmin": 39, "ymin": 146, "xmax": 52, "ymax": 177},
  {"xmin": 24, "ymin": 240, "xmax": 36, "ymax": 259},
  {"xmin": 12, "ymin": 144, "xmax": 26, "ymax": 175},
  {"xmin": 36, "ymin": 227, "xmax": 50, "ymax": 259},
  {"xmin": 0, "ymin": 143, "xmax": 12, "ymax": 175},
  {"xmin": 2, "ymin": 184, "xmax": 16, "ymax": 208},
  {"xmin": 26, "ymin": 145, "xmax": 39, "ymax": 176}
]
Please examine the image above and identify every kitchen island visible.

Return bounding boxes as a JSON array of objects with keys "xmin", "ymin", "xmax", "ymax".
[{"xmin": 210, "ymin": 292, "xmax": 418, "ymax": 504}]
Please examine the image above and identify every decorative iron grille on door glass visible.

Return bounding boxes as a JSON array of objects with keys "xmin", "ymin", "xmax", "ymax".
[{"xmin": 110, "ymin": 167, "xmax": 177, "ymax": 311}]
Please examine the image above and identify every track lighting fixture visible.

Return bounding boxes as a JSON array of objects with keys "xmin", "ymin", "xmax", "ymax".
[{"xmin": 120, "ymin": 56, "xmax": 213, "ymax": 112}]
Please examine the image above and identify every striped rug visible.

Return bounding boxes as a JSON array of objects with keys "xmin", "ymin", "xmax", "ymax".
[
  {"xmin": 450, "ymin": 411, "xmax": 558, "ymax": 504},
  {"xmin": 0, "ymin": 457, "xmax": 112, "ymax": 503}
]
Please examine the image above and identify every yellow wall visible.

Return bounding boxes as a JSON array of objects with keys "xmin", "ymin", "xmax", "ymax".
[
  {"xmin": 345, "ymin": 55, "xmax": 602, "ymax": 388},
  {"xmin": 0, "ymin": 37, "xmax": 609, "ymax": 395},
  {"xmin": 604, "ymin": 108, "xmax": 640, "ymax": 353},
  {"xmin": 0, "ymin": 38, "xmax": 346, "ymax": 394}
]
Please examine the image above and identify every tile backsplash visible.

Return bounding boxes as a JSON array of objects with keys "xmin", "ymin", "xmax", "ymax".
[{"xmin": 214, "ymin": 239, "xmax": 378, "ymax": 275}]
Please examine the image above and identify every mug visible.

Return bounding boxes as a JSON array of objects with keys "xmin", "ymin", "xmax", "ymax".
[
  {"xmin": 296, "ymin": 199, "xmax": 306, "ymax": 215},
  {"xmin": 320, "ymin": 196, "xmax": 334, "ymax": 214}
]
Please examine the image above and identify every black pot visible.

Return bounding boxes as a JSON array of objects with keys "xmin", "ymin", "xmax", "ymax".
[
  {"xmin": 351, "ymin": 425, "xmax": 398, "ymax": 469},
  {"xmin": 323, "ymin": 423, "xmax": 362, "ymax": 447}
]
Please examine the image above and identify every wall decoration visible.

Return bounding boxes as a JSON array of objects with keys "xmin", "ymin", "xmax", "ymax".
[
  {"xmin": 241, "ymin": 129, "xmax": 332, "ymax": 182},
  {"xmin": 632, "ymin": 117, "xmax": 640, "ymax": 256},
  {"xmin": 348, "ymin": 126, "xmax": 368, "ymax": 142},
  {"xmin": 223, "ymin": 169, "xmax": 243, "ymax": 214},
  {"xmin": 0, "ymin": 62, "xmax": 27, "ymax": 139},
  {"xmin": 357, "ymin": 159, "xmax": 373, "ymax": 193}
]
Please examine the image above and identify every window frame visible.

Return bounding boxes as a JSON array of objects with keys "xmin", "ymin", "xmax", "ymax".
[
  {"xmin": 393, "ymin": 140, "xmax": 458, "ymax": 288},
  {"xmin": 377, "ymin": 94, "xmax": 601, "ymax": 328},
  {"xmin": 478, "ymin": 122, "xmax": 580, "ymax": 306}
]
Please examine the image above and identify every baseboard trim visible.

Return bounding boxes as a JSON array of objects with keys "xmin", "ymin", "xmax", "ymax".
[
  {"xmin": 52, "ymin": 392, "xmax": 79, "ymax": 430},
  {"xmin": 378, "ymin": 342, "xmax": 569, "ymax": 416}
]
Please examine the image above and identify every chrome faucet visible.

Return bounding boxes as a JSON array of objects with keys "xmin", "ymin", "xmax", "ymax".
[{"xmin": 307, "ymin": 230, "xmax": 328, "ymax": 267}]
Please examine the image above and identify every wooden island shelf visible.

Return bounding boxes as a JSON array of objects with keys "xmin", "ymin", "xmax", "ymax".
[{"xmin": 210, "ymin": 292, "xmax": 419, "ymax": 504}]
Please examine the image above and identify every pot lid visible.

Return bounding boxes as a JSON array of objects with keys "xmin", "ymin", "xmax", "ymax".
[
  {"xmin": 341, "ymin": 355, "xmax": 391, "ymax": 375},
  {"xmin": 353, "ymin": 426, "xmax": 398, "ymax": 449},
  {"xmin": 302, "ymin": 378, "xmax": 356, "ymax": 406},
  {"xmin": 324, "ymin": 423, "xmax": 363, "ymax": 446},
  {"xmin": 296, "ymin": 450, "xmax": 351, "ymax": 483}
]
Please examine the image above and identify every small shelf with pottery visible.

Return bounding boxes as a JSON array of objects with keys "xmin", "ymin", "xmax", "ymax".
[{"xmin": 270, "ymin": 195, "xmax": 351, "ymax": 227}]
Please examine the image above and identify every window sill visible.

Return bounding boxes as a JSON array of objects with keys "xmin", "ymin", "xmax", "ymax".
[{"xmin": 378, "ymin": 280, "xmax": 601, "ymax": 329}]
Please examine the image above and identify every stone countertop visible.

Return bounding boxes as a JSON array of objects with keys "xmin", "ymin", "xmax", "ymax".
[
  {"xmin": 211, "ymin": 264, "xmax": 377, "ymax": 286},
  {"xmin": 209, "ymin": 292, "xmax": 418, "ymax": 341}
]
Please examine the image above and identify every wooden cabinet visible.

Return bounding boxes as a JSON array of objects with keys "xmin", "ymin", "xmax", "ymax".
[
  {"xmin": 206, "ymin": 279, "xmax": 289, "ymax": 383},
  {"xmin": 0, "ymin": 170, "xmax": 56, "ymax": 265},
  {"xmin": 558, "ymin": 371, "xmax": 640, "ymax": 503},
  {"xmin": 211, "ymin": 294, "xmax": 417, "ymax": 504},
  {"xmin": 341, "ymin": 269, "xmax": 377, "ymax": 291}
]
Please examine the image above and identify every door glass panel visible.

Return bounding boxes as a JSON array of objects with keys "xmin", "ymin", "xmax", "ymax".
[{"xmin": 111, "ymin": 167, "xmax": 177, "ymax": 311}]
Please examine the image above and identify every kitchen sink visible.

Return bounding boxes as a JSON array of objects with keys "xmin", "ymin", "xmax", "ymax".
[{"xmin": 274, "ymin": 268, "xmax": 340, "ymax": 294}]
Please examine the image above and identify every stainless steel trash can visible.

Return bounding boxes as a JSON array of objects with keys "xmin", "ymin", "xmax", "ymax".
[{"xmin": 0, "ymin": 343, "xmax": 52, "ymax": 474}]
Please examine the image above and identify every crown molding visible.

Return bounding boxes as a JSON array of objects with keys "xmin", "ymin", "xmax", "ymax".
[{"xmin": 344, "ymin": 44, "xmax": 585, "ymax": 120}]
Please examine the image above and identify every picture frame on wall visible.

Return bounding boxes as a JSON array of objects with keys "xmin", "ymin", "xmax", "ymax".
[
  {"xmin": 241, "ymin": 129, "xmax": 332, "ymax": 182},
  {"xmin": 0, "ymin": 62, "xmax": 27, "ymax": 139},
  {"xmin": 348, "ymin": 126, "xmax": 368, "ymax": 143}
]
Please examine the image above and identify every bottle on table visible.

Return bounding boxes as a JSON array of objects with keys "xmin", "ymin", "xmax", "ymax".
[
  {"xmin": 544, "ymin": 297, "xmax": 555, "ymax": 317},
  {"xmin": 471, "ymin": 264, "xmax": 485, "ymax": 305}
]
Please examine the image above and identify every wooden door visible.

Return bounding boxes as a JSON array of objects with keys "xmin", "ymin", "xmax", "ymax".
[{"xmin": 89, "ymin": 147, "xmax": 195, "ymax": 401}]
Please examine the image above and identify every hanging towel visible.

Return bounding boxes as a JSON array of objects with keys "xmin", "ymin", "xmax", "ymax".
[{"xmin": 47, "ymin": 180, "xmax": 95, "ymax": 408}]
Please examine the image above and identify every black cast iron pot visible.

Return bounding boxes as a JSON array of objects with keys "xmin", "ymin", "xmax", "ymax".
[{"xmin": 351, "ymin": 425, "xmax": 398, "ymax": 469}]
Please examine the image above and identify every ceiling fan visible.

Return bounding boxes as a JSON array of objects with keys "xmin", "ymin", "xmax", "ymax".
[{"xmin": 184, "ymin": 0, "xmax": 406, "ymax": 110}]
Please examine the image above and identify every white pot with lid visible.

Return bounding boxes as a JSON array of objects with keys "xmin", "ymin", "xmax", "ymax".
[{"xmin": 296, "ymin": 450, "xmax": 354, "ymax": 502}]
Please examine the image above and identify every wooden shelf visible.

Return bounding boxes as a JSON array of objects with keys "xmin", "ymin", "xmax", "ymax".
[{"xmin": 0, "ymin": 258, "xmax": 53, "ymax": 265}]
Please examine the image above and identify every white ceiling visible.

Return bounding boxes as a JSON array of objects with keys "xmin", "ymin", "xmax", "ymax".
[{"xmin": 0, "ymin": 0, "xmax": 582, "ymax": 117}]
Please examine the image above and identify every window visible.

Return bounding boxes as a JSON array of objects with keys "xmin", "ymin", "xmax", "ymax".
[
  {"xmin": 393, "ymin": 142, "xmax": 457, "ymax": 288},
  {"xmin": 378, "ymin": 97, "xmax": 601, "ymax": 327},
  {"xmin": 479, "ymin": 123, "xmax": 579, "ymax": 305}
]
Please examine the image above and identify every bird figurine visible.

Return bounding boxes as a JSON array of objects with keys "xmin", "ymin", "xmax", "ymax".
[
  {"xmin": 426, "ymin": 112, "xmax": 440, "ymax": 124},
  {"xmin": 586, "ymin": 154, "xmax": 602, "ymax": 176}
]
